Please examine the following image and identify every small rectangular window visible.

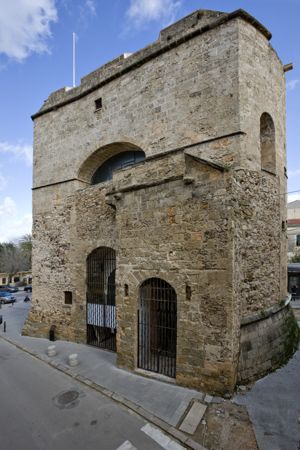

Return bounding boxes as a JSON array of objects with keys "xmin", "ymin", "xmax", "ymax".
[
  {"xmin": 2, "ymin": 278, "xmax": 6, "ymax": 284},
  {"xmin": 186, "ymin": 284, "xmax": 192, "ymax": 301},
  {"xmin": 124, "ymin": 284, "xmax": 129, "ymax": 297},
  {"xmin": 296, "ymin": 235, "xmax": 300, "ymax": 246},
  {"xmin": 95, "ymin": 98, "xmax": 102, "ymax": 110},
  {"xmin": 14, "ymin": 277, "xmax": 20, "ymax": 283},
  {"xmin": 64, "ymin": 291, "xmax": 73, "ymax": 305}
]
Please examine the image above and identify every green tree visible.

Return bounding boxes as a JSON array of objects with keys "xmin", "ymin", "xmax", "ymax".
[
  {"xmin": 19, "ymin": 234, "xmax": 32, "ymax": 270},
  {"xmin": 0, "ymin": 234, "xmax": 32, "ymax": 282}
]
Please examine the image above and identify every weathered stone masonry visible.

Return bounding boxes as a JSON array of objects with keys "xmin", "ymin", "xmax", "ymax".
[{"xmin": 24, "ymin": 9, "xmax": 299, "ymax": 395}]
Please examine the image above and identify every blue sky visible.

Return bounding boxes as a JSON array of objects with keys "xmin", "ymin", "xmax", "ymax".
[{"xmin": 0, "ymin": 0, "xmax": 299, "ymax": 241}]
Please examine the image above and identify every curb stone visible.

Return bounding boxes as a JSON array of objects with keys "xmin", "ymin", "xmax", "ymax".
[{"xmin": 0, "ymin": 334, "xmax": 208, "ymax": 450}]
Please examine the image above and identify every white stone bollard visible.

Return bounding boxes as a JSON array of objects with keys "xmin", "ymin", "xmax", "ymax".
[
  {"xmin": 68, "ymin": 353, "xmax": 79, "ymax": 366},
  {"xmin": 47, "ymin": 345, "xmax": 56, "ymax": 357}
]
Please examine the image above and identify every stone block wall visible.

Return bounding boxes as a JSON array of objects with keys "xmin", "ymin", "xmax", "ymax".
[
  {"xmin": 238, "ymin": 303, "xmax": 299, "ymax": 383},
  {"xmin": 114, "ymin": 153, "xmax": 237, "ymax": 393},
  {"xmin": 32, "ymin": 14, "xmax": 241, "ymax": 189}
]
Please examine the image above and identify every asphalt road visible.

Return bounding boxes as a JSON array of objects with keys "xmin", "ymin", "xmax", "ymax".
[{"xmin": 0, "ymin": 337, "xmax": 184, "ymax": 450}]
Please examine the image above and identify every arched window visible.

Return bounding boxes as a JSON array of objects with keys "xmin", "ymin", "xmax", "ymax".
[
  {"xmin": 92, "ymin": 150, "xmax": 145, "ymax": 184},
  {"xmin": 138, "ymin": 277, "xmax": 177, "ymax": 378},
  {"xmin": 260, "ymin": 113, "xmax": 275, "ymax": 173}
]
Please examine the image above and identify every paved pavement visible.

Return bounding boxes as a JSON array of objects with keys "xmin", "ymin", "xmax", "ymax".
[
  {"xmin": 0, "ymin": 337, "xmax": 183, "ymax": 450},
  {"xmin": 235, "ymin": 349, "xmax": 300, "ymax": 450},
  {"xmin": 1, "ymin": 293, "xmax": 300, "ymax": 450},
  {"xmin": 235, "ymin": 300, "xmax": 300, "ymax": 450}
]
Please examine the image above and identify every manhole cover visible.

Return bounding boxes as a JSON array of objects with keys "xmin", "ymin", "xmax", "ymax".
[{"xmin": 53, "ymin": 390, "xmax": 81, "ymax": 409}]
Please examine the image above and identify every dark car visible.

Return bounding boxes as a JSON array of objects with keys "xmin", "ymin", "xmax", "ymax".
[
  {"xmin": 0, "ymin": 285, "xmax": 9, "ymax": 291},
  {"xmin": 0, "ymin": 292, "xmax": 16, "ymax": 304},
  {"xmin": 24, "ymin": 285, "xmax": 32, "ymax": 292}
]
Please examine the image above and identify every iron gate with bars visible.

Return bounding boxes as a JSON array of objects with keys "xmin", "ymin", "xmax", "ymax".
[
  {"xmin": 138, "ymin": 278, "xmax": 177, "ymax": 378},
  {"xmin": 86, "ymin": 247, "xmax": 116, "ymax": 351}
]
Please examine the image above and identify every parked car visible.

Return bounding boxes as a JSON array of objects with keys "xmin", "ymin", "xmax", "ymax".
[
  {"xmin": 24, "ymin": 285, "xmax": 32, "ymax": 292},
  {"xmin": 0, "ymin": 292, "xmax": 16, "ymax": 304},
  {"xmin": 6, "ymin": 287, "xmax": 19, "ymax": 293},
  {"xmin": 0, "ymin": 285, "xmax": 9, "ymax": 291}
]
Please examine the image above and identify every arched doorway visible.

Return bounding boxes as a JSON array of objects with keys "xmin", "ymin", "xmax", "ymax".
[
  {"xmin": 86, "ymin": 247, "xmax": 116, "ymax": 351},
  {"xmin": 138, "ymin": 278, "xmax": 177, "ymax": 378}
]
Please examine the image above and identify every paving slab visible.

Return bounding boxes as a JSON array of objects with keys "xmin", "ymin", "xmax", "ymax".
[{"xmin": 179, "ymin": 402, "xmax": 207, "ymax": 435}]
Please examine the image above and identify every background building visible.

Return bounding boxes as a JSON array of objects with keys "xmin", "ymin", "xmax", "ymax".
[
  {"xmin": 287, "ymin": 200, "xmax": 300, "ymax": 260},
  {"xmin": 0, "ymin": 271, "xmax": 32, "ymax": 287}
]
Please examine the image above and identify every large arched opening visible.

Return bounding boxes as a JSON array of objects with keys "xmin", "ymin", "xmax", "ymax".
[
  {"xmin": 78, "ymin": 142, "xmax": 145, "ymax": 184},
  {"xmin": 86, "ymin": 247, "xmax": 116, "ymax": 351}
]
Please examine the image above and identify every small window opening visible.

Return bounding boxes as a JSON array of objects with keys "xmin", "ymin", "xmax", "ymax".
[
  {"xmin": 95, "ymin": 98, "xmax": 102, "ymax": 111},
  {"xmin": 64, "ymin": 291, "xmax": 73, "ymax": 305},
  {"xmin": 260, "ymin": 112, "xmax": 276, "ymax": 173},
  {"xmin": 296, "ymin": 235, "xmax": 300, "ymax": 247},
  {"xmin": 186, "ymin": 284, "xmax": 192, "ymax": 301},
  {"xmin": 124, "ymin": 284, "xmax": 129, "ymax": 297}
]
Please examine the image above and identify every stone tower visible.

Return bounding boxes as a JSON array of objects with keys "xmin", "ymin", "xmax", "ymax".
[{"xmin": 24, "ymin": 9, "xmax": 298, "ymax": 395}]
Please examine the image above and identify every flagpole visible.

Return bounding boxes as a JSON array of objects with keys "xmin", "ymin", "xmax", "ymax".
[{"xmin": 73, "ymin": 32, "xmax": 76, "ymax": 87}]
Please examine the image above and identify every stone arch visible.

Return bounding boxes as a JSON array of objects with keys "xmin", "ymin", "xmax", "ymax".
[
  {"xmin": 260, "ymin": 112, "xmax": 276, "ymax": 173},
  {"xmin": 78, "ymin": 142, "xmax": 145, "ymax": 184},
  {"xmin": 138, "ymin": 277, "xmax": 177, "ymax": 378}
]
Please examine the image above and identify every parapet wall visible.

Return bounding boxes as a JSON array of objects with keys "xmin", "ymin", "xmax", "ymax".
[{"xmin": 238, "ymin": 302, "xmax": 299, "ymax": 383}]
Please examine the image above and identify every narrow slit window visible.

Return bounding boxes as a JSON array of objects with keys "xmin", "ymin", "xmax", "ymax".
[
  {"xmin": 95, "ymin": 98, "xmax": 102, "ymax": 111},
  {"xmin": 186, "ymin": 284, "xmax": 192, "ymax": 300},
  {"xmin": 124, "ymin": 284, "xmax": 129, "ymax": 297}
]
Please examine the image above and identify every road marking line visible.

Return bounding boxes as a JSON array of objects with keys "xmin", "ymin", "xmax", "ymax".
[
  {"xmin": 141, "ymin": 423, "xmax": 185, "ymax": 450},
  {"xmin": 116, "ymin": 440, "xmax": 138, "ymax": 450}
]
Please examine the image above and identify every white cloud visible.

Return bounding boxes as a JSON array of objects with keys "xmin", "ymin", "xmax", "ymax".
[
  {"xmin": 0, "ymin": 174, "xmax": 7, "ymax": 191},
  {"xmin": 78, "ymin": 0, "xmax": 97, "ymax": 26},
  {"xmin": 287, "ymin": 168, "xmax": 300, "ymax": 178},
  {"xmin": 0, "ymin": 197, "xmax": 32, "ymax": 241},
  {"xmin": 0, "ymin": 0, "xmax": 57, "ymax": 61},
  {"xmin": 127, "ymin": 0, "xmax": 182, "ymax": 27},
  {"xmin": 288, "ymin": 193, "xmax": 300, "ymax": 203},
  {"xmin": 85, "ymin": 0, "xmax": 96, "ymax": 16},
  {"xmin": 0, "ymin": 196, "xmax": 17, "ymax": 217},
  {"xmin": 0, "ymin": 142, "xmax": 33, "ymax": 166},
  {"xmin": 287, "ymin": 79, "xmax": 300, "ymax": 90}
]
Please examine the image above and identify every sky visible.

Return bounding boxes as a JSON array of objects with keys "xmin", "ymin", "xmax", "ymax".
[{"xmin": 0, "ymin": 0, "xmax": 299, "ymax": 242}]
